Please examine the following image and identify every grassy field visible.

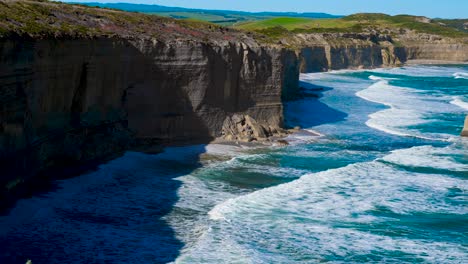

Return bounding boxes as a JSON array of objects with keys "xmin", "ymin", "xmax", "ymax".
[
  {"xmin": 77, "ymin": 2, "xmax": 341, "ymax": 26},
  {"xmin": 147, "ymin": 11, "xmax": 258, "ymax": 26},
  {"xmin": 235, "ymin": 14, "xmax": 468, "ymax": 38},
  {"xmin": 237, "ymin": 17, "xmax": 353, "ymax": 30}
]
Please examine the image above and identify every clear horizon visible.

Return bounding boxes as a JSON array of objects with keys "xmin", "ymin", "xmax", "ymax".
[{"xmin": 64, "ymin": 0, "xmax": 468, "ymax": 19}]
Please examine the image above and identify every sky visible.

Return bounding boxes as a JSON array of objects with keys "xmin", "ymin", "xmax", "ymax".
[{"xmin": 68, "ymin": 0, "xmax": 468, "ymax": 18}]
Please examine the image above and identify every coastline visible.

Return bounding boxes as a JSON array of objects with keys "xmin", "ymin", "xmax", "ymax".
[
  {"xmin": 1, "ymin": 60, "xmax": 462, "ymax": 212},
  {"xmin": 2, "ymin": 64, "xmax": 467, "ymax": 263}
]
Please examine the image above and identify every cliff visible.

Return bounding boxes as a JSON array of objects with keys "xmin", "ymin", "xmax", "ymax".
[
  {"xmin": 0, "ymin": 1, "xmax": 299, "ymax": 207},
  {"xmin": 292, "ymin": 33, "xmax": 467, "ymax": 73},
  {"xmin": 237, "ymin": 15, "xmax": 468, "ymax": 73},
  {"xmin": 1, "ymin": 1, "xmax": 467, "ymax": 207},
  {"xmin": 292, "ymin": 33, "xmax": 406, "ymax": 72}
]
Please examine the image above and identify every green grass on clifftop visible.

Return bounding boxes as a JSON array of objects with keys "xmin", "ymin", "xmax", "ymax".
[
  {"xmin": 0, "ymin": 0, "xmax": 227, "ymax": 39},
  {"xmin": 236, "ymin": 13, "xmax": 468, "ymax": 39}
]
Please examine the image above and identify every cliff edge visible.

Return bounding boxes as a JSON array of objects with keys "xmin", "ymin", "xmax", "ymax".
[
  {"xmin": 0, "ymin": 0, "xmax": 299, "ymax": 208},
  {"xmin": 1, "ymin": 1, "xmax": 467, "ymax": 208},
  {"xmin": 237, "ymin": 14, "xmax": 468, "ymax": 72}
]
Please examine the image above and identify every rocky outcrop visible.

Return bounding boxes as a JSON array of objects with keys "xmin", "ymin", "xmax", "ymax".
[
  {"xmin": 462, "ymin": 115, "xmax": 468, "ymax": 137},
  {"xmin": 221, "ymin": 114, "xmax": 288, "ymax": 142}
]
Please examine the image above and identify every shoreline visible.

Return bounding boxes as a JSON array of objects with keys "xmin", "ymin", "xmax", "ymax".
[{"xmin": 0, "ymin": 61, "xmax": 459, "ymax": 212}]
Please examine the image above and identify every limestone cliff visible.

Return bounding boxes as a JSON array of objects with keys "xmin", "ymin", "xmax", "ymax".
[
  {"xmin": 293, "ymin": 33, "xmax": 402, "ymax": 72},
  {"xmin": 290, "ymin": 33, "xmax": 466, "ymax": 73},
  {"xmin": 0, "ymin": 0, "xmax": 467, "ymax": 207},
  {"xmin": 399, "ymin": 33, "xmax": 468, "ymax": 62},
  {"xmin": 0, "ymin": 35, "xmax": 299, "ymax": 203},
  {"xmin": 0, "ymin": 1, "xmax": 299, "ymax": 206}
]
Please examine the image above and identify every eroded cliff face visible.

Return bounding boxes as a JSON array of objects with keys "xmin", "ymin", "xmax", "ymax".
[
  {"xmin": 1, "ymin": 0, "xmax": 467, "ymax": 208},
  {"xmin": 294, "ymin": 33, "xmax": 405, "ymax": 72},
  {"xmin": 395, "ymin": 33, "xmax": 468, "ymax": 62},
  {"xmin": 0, "ymin": 35, "xmax": 299, "ymax": 204},
  {"xmin": 293, "ymin": 33, "xmax": 467, "ymax": 73}
]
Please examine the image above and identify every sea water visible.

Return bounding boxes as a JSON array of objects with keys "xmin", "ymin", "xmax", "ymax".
[{"xmin": 0, "ymin": 65, "xmax": 467, "ymax": 263}]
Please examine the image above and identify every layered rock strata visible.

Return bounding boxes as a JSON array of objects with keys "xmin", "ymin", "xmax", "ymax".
[
  {"xmin": 0, "ymin": 0, "xmax": 301, "ymax": 205},
  {"xmin": 1, "ymin": 0, "xmax": 467, "ymax": 207},
  {"xmin": 0, "ymin": 35, "xmax": 300, "ymax": 204},
  {"xmin": 292, "ymin": 33, "xmax": 467, "ymax": 73}
]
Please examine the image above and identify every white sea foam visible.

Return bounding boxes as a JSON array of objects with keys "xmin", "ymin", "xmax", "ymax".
[
  {"xmin": 368, "ymin": 75, "xmax": 383, "ymax": 81},
  {"xmin": 166, "ymin": 149, "xmax": 310, "ymax": 253},
  {"xmin": 368, "ymin": 75, "xmax": 398, "ymax": 81},
  {"xmin": 356, "ymin": 77, "xmax": 456, "ymax": 141},
  {"xmin": 209, "ymin": 158, "xmax": 467, "ymax": 221},
  {"xmin": 178, "ymin": 145, "xmax": 468, "ymax": 263},
  {"xmin": 356, "ymin": 79, "xmax": 426, "ymax": 138},
  {"xmin": 381, "ymin": 145, "xmax": 468, "ymax": 172},
  {"xmin": 174, "ymin": 66, "xmax": 468, "ymax": 263},
  {"xmin": 371, "ymin": 66, "xmax": 461, "ymax": 77},
  {"xmin": 453, "ymin": 72, "xmax": 468, "ymax": 79},
  {"xmin": 450, "ymin": 96, "xmax": 468, "ymax": 110}
]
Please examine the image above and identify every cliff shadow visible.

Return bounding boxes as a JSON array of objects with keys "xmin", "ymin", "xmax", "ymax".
[
  {"xmin": 0, "ymin": 146, "xmax": 210, "ymax": 264},
  {"xmin": 284, "ymin": 80, "xmax": 347, "ymax": 128},
  {"xmin": 0, "ymin": 37, "xmax": 218, "ymax": 264}
]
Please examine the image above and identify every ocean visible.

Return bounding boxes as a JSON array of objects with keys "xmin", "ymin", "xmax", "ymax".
[{"xmin": 1, "ymin": 65, "xmax": 467, "ymax": 263}]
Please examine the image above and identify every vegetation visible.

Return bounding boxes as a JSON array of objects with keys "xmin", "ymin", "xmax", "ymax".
[
  {"xmin": 235, "ymin": 13, "xmax": 468, "ymax": 38},
  {"xmin": 0, "ymin": 1, "xmax": 466, "ymax": 44},
  {"xmin": 433, "ymin": 18, "xmax": 468, "ymax": 33},
  {"xmin": 238, "ymin": 17, "xmax": 351, "ymax": 31},
  {"xmin": 0, "ymin": 0, "xmax": 224, "ymax": 39},
  {"xmin": 77, "ymin": 2, "xmax": 341, "ymax": 26}
]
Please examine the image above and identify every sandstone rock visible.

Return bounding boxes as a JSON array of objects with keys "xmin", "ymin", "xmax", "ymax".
[
  {"xmin": 221, "ymin": 114, "xmax": 272, "ymax": 142},
  {"xmin": 276, "ymin": 139, "xmax": 289, "ymax": 146},
  {"xmin": 245, "ymin": 115, "xmax": 268, "ymax": 139},
  {"xmin": 269, "ymin": 126, "xmax": 278, "ymax": 134},
  {"xmin": 461, "ymin": 115, "xmax": 468, "ymax": 137}
]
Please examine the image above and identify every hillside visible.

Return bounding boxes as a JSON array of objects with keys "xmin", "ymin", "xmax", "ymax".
[
  {"xmin": 0, "ymin": 0, "xmax": 243, "ymax": 41},
  {"xmin": 434, "ymin": 18, "xmax": 468, "ymax": 33},
  {"xmin": 76, "ymin": 2, "xmax": 341, "ymax": 26},
  {"xmin": 236, "ymin": 14, "xmax": 468, "ymax": 39}
]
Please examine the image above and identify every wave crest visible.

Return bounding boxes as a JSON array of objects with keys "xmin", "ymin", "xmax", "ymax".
[{"xmin": 453, "ymin": 72, "xmax": 468, "ymax": 79}]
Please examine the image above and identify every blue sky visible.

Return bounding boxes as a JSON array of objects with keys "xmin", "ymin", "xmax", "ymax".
[{"xmin": 68, "ymin": 0, "xmax": 468, "ymax": 18}]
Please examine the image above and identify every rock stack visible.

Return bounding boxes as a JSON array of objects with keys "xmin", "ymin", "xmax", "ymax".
[{"xmin": 461, "ymin": 115, "xmax": 468, "ymax": 137}]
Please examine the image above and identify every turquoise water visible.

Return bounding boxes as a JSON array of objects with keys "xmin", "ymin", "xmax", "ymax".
[{"xmin": 1, "ymin": 65, "xmax": 467, "ymax": 263}]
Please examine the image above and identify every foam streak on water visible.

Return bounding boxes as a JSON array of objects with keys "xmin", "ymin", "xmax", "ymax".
[
  {"xmin": 356, "ymin": 74, "xmax": 465, "ymax": 141},
  {"xmin": 450, "ymin": 96, "xmax": 468, "ymax": 110}
]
